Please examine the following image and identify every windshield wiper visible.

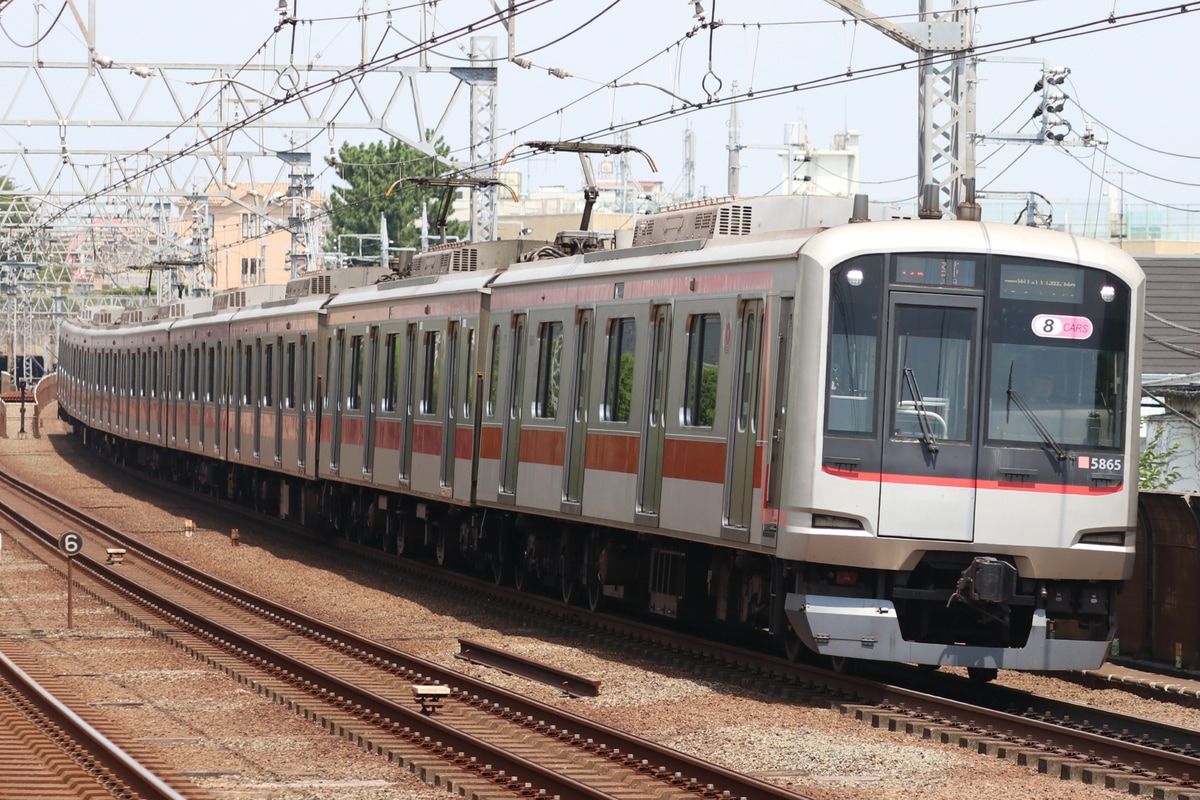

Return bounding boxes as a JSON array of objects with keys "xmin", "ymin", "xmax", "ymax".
[
  {"xmin": 902, "ymin": 367, "xmax": 939, "ymax": 453},
  {"xmin": 1005, "ymin": 370, "xmax": 1067, "ymax": 462}
]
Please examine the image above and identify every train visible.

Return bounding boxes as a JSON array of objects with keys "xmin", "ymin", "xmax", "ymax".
[{"xmin": 56, "ymin": 191, "xmax": 1145, "ymax": 679}]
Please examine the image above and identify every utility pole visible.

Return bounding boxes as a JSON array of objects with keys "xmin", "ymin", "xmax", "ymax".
[
  {"xmin": 727, "ymin": 82, "xmax": 742, "ymax": 198},
  {"xmin": 683, "ymin": 126, "xmax": 696, "ymax": 201},
  {"xmin": 279, "ymin": 150, "xmax": 314, "ymax": 278},
  {"xmin": 1108, "ymin": 170, "xmax": 1137, "ymax": 242}
]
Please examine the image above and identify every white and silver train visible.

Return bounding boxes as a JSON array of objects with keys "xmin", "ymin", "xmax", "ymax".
[{"xmin": 58, "ymin": 193, "xmax": 1144, "ymax": 676}]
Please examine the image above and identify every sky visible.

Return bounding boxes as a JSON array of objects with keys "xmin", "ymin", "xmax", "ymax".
[{"xmin": 2, "ymin": 0, "xmax": 1199, "ymax": 232}]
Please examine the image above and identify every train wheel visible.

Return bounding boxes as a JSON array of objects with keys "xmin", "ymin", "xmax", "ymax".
[
  {"xmin": 513, "ymin": 556, "xmax": 528, "ymax": 592},
  {"xmin": 784, "ymin": 632, "xmax": 804, "ymax": 663},
  {"xmin": 586, "ymin": 579, "xmax": 604, "ymax": 612},
  {"xmin": 829, "ymin": 655, "xmax": 855, "ymax": 675},
  {"xmin": 435, "ymin": 526, "xmax": 447, "ymax": 566},
  {"xmin": 512, "ymin": 533, "xmax": 533, "ymax": 592},
  {"xmin": 967, "ymin": 667, "xmax": 998, "ymax": 683},
  {"xmin": 491, "ymin": 528, "xmax": 509, "ymax": 585},
  {"xmin": 561, "ymin": 562, "xmax": 577, "ymax": 606},
  {"xmin": 395, "ymin": 519, "xmax": 408, "ymax": 556}
]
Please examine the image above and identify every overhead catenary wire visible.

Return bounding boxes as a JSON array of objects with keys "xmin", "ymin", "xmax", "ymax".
[
  {"xmin": 5, "ymin": 0, "xmax": 562, "ymax": 256},
  {"xmin": 10, "ymin": 1, "xmax": 1200, "ymax": 261},
  {"xmin": 0, "ymin": 0, "xmax": 68, "ymax": 48}
]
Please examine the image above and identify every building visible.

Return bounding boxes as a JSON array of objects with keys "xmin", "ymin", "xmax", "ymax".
[{"xmin": 176, "ymin": 182, "xmax": 325, "ymax": 295}]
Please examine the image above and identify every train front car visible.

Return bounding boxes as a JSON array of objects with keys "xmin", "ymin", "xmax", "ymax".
[{"xmin": 784, "ymin": 220, "xmax": 1143, "ymax": 674}]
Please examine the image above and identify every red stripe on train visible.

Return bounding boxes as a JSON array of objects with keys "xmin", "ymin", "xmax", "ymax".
[{"xmin": 821, "ymin": 466, "xmax": 1123, "ymax": 495}]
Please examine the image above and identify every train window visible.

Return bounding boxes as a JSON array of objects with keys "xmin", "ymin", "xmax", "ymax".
[
  {"xmin": 736, "ymin": 308, "xmax": 762, "ymax": 433},
  {"xmin": 404, "ymin": 325, "xmax": 417, "ymax": 417},
  {"xmin": 382, "ymin": 334, "xmax": 399, "ymax": 413},
  {"xmin": 602, "ymin": 317, "xmax": 635, "ymax": 422},
  {"xmin": 463, "ymin": 327, "xmax": 475, "ymax": 420},
  {"xmin": 534, "ymin": 321, "xmax": 564, "ymax": 419},
  {"xmin": 348, "ymin": 335, "xmax": 364, "ymax": 411},
  {"xmin": 284, "ymin": 343, "xmax": 296, "ymax": 409},
  {"xmin": 487, "ymin": 325, "xmax": 501, "ymax": 417},
  {"xmin": 367, "ymin": 329, "xmax": 379, "ymax": 416},
  {"xmin": 683, "ymin": 313, "xmax": 721, "ymax": 428},
  {"xmin": 151, "ymin": 351, "xmax": 158, "ymax": 399},
  {"xmin": 446, "ymin": 323, "xmax": 459, "ymax": 422},
  {"xmin": 191, "ymin": 348, "xmax": 200, "ymax": 401},
  {"xmin": 323, "ymin": 339, "xmax": 333, "ymax": 410},
  {"xmin": 263, "ymin": 344, "xmax": 275, "ymax": 408},
  {"xmin": 206, "ymin": 347, "xmax": 216, "ymax": 402},
  {"xmin": 826, "ymin": 257, "xmax": 883, "ymax": 435},
  {"xmin": 986, "ymin": 260, "xmax": 1130, "ymax": 449},
  {"xmin": 890, "ymin": 305, "xmax": 975, "ymax": 442},
  {"xmin": 242, "ymin": 345, "xmax": 253, "ymax": 406},
  {"xmin": 422, "ymin": 330, "xmax": 441, "ymax": 415}
]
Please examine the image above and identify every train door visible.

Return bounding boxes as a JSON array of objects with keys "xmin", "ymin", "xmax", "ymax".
[
  {"xmin": 296, "ymin": 336, "xmax": 309, "ymax": 468},
  {"xmin": 211, "ymin": 344, "xmax": 221, "ymax": 454},
  {"xmin": 121, "ymin": 351, "xmax": 130, "ymax": 435},
  {"xmin": 293, "ymin": 338, "xmax": 303, "ymax": 467},
  {"xmin": 637, "ymin": 305, "xmax": 671, "ymax": 524},
  {"xmin": 330, "ymin": 330, "xmax": 345, "ymax": 472},
  {"xmin": 172, "ymin": 349, "xmax": 180, "ymax": 440},
  {"xmin": 239, "ymin": 343, "xmax": 249, "ymax": 454},
  {"xmin": 279, "ymin": 335, "xmax": 291, "ymax": 462},
  {"xmin": 153, "ymin": 348, "xmax": 163, "ymax": 441},
  {"xmin": 763, "ymin": 298, "xmax": 793, "ymax": 542},
  {"xmin": 878, "ymin": 292, "xmax": 982, "ymax": 542},
  {"xmin": 255, "ymin": 339, "xmax": 267, "ymax": 458},
  {"xmin": 724, "ymin": 299, "xmax": 764, "ymax": 540},
  {"xmin": 499, "ymin": 314, "xmax": 526, "ymax": 498},
  {"xmin": 363, "ymin": 329, "xmax": 378, "ymax": 476},
  {"xmin": 198, "ymin": 346, "xmax": 206, "ymax": 448},
  {"xmin": 400, "ymin": 324, "xmax": 416, "ymax": 482},
  {"xmin": 135, "ymin": 352, "xmax": 142, "ymax": 438},
  {"xmin": 270, "ymin": 335, "xmax": 280, "ymax": 462},
  {"xmin": 441, "ymin": 321, "xmax": 459, "ymax": 489},
  {"xmin": 562, "ymin": 308, "xmax": 594, "ymax": 512}
]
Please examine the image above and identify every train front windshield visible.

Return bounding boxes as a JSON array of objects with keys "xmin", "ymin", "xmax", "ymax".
[
  {"xmin": 826, "ymin": 254, "xmax": 1132, "ymax": 454},
  {"xmin": 985, "ymin": 260, "xmax": 1129, "ymax": 450}
]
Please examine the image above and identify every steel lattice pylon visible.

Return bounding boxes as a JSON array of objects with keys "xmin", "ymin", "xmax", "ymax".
[
  {"xmin": 825, "ymin": 0, "xmax": 977, "ymax": 218},
  {"xmin": 469, "ymin": 37, "xmax": 499, "ymax": 243},
  {"xmin": 0, "ymin": 1, "xmax": 502, "ymax": 368}
]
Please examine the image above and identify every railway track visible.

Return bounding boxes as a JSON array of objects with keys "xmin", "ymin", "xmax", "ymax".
[
  {"xmin": 0, "ymin": 638, "xmax": 201, "ymax": 800},
  {"xmin": 0, "ymin": 466, "xmax": 814, "ymax": 800},
  {"xmin": 9, "ymin": 454, "xmax": 1200, "ymax": 797}
]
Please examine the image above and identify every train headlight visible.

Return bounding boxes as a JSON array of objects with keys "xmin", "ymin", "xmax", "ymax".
[
  {"xmin": 1100, "ymin": 285, "xmax": 1115, "ymax": 303},
  {"xmin": 846, "ymin": 268, "xmax": 864, "ymax": 287}
]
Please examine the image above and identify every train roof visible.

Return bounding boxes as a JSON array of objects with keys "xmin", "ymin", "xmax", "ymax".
[{"xmin": 800, "ymin": 218, "xmax": 1145, "ymax": 287}]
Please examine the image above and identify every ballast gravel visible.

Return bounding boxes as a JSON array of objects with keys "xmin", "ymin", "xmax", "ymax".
[{"xmin": 0, "ymin": 407, "xmax": 1173, "ymax": 800}]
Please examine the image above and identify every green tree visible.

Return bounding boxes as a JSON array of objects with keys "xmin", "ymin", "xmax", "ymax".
[
  {"xmin": 324, "ymin": 137, "xmax": 468, "ymax": 254},
  {"xmin": 1139, "ymin": 425, "xmax": 1182, "ymax": 491}
]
